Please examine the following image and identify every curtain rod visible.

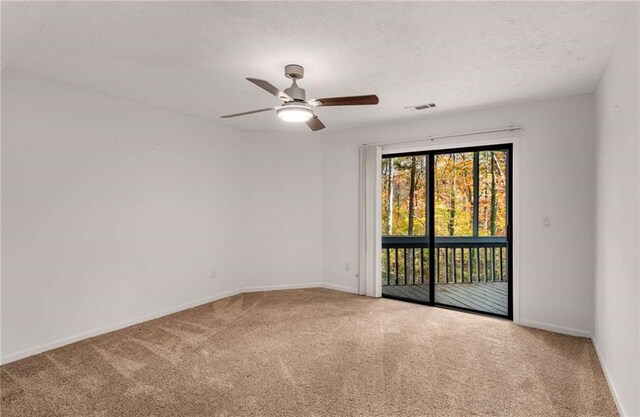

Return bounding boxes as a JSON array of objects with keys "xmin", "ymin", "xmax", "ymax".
[{"xmin": 360, "ymin": 126, "xmax": 522, "ymax": 148}]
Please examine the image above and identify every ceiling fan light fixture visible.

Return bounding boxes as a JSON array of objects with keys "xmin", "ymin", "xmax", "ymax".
[{"xmin": 276, "ymin": 103, "xmax": 314, "ymax": 122}]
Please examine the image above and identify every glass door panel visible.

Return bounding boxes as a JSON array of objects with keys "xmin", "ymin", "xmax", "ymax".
[
  {"xmin": 433, "ymin": 149, "xmax": 510, "ymax": 316},
  {"xmin": 381, "ymin": 154, "xmax": 431, "ymax": 303}
]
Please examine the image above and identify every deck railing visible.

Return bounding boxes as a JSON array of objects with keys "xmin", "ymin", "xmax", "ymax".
[{"xmin": 382, "ymin": 236, "xmax": 508, "ymax": 286}]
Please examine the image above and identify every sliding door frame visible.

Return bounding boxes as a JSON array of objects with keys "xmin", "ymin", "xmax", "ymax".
[{"xmin": 381, "ymin": 143, "xmax": 514, "ymax": 320}]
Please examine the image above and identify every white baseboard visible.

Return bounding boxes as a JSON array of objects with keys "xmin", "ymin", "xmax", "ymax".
[
  {"xmin": 1, "ymin": 283, "xmax": 359, "ymax": 365},
  {"xmin": 515, "ymin": 319, "xmax": 592, "ymax": 338},
  {"xmin": 241, "ymin": 282, "xmax": 324, "ymax": 293},
  {"xmin": 591, "ymin": 338, "xmax": 626, "ymax": 417},
  {"xmin": 241, "ymin": 282, "xmax": 359, "ymax": 295},
  {"xmin": 320, "ymin": 282, "xmax": 359, "ymax": 294}
]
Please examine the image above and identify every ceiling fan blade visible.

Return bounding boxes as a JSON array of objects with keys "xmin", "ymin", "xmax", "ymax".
[
  {"xmin": 220, "ymin": 107, "xmax": 274, "ymax": 118},
  {"xmin": 311, "ymin": 94, "xmax": 379, "ymax": 107},
  {"xmin": 246, "ymin": 78, "xmax": 293, "ymax": 101},
  {"xmin": 306, "ymin": 116, "xmax": 326, "ymax": 131}
]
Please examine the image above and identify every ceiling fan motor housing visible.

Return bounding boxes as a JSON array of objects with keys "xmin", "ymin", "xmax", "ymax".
[
  {"xmin": 285, "ymin": 64, "xmax": 304, "ymax": 80},
  {"xmin": 284, "ymin": 82, "xmax": 305, "ymax": 101},
  {"xmin": 284, "ymin": 64, "xmax": 306, "ymax": 101}
]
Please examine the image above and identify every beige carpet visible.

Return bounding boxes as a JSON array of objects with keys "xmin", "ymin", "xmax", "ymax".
[{"xmin": 1, "ymin": 288, "xmax": 617, "ymax": 416}]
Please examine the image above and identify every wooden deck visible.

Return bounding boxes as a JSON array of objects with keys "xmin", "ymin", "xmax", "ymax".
[{"xmin": 382, "ymin": 281, "xmax": 508, "ymax": 316}]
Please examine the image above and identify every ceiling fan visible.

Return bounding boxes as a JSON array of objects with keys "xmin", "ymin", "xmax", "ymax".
[{"xmin": 220, "ymin": 64, "xmax": 379, "ymax": 131}]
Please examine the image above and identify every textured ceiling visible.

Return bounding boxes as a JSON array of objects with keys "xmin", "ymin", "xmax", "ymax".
[{"xmin": 1, "ymin": 2, "xmax": 627, "ymax": 131}]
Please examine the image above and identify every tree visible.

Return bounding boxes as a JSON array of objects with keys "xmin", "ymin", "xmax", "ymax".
[
  {"xmin": 407, "ymin": 157, "xmax": 423, "ymax": 235},
  {"xmin": 385, "ymin": 159, "xmax": 393, "ymax": 235},
  {"xmin": 490, "ymin": 151, "xmax": 497, "ymax": 235},
  {"xmin": 382, "ymin": 151, "xmax": 504, "ymax": 239},
  {"xmin": 448, "ymin": 154, "xmax": 457, "ymax": 236}
]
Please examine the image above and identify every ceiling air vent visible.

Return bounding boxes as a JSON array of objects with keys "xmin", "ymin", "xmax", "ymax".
[{"xmin": 408, "ymin": 103, "xmax": 437, "ymax": 110}]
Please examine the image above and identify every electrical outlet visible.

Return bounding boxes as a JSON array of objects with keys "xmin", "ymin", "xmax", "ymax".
[
  {"xmin": 344, "ymin": 262, "xmax": 351, "ymax": 272},
  {"xmin": 542, "ymin": 216, "xmax": 551, "ymax": 229},
  {"xmin": 211, "ymin": 270, "xmax": 217, "ymax": 280}
]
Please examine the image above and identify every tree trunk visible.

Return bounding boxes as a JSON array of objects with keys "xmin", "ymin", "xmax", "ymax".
[
  {"xmin": 448, "ymin": 154, "xmax": 456, "ymax": 236},
  {"xmin": 387, "ymin": 161, "xmax": 394, "ymax": 234},
  {"xmin": 408, "ymin": 157, "xmax": 417, "ymax": 235},
  {"xmin": 425, "ymin": 158, "xmax": 429, "ymax": 237},
  {"xmin": 490, "ymin": 152, "xmax": 497, "ymax": 235}
]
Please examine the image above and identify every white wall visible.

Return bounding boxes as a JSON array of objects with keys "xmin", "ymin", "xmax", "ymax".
[
  {"xmin": 239, "ymin": 130, "xmax": 323, "ymax": 290},
  {"xmin": 322, "ymin": 94, "xmax": 598, "ymax": 336},
  {"xmin": 0, "ymin": 73, "xmax": 328, "ymax": 363},
  {"xmin": 593, "ymin": 5, "xmax": 640, "ymax": 416},
  {"xmin": 1, "ymin": 72, "xmax": 244, "ymax": 362}
]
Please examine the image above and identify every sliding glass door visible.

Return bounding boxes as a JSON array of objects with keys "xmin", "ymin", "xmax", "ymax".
[{"xmin": 381, "ymin": 144, "xmax": 512, "ymax": 318}]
